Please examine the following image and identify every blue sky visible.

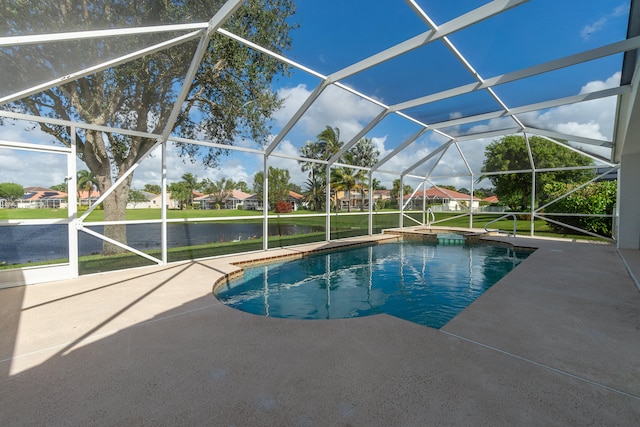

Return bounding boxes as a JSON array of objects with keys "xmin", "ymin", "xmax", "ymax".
[{"xmin": 0, "ymin": 0, "xmax": 630, "ymax": 192}]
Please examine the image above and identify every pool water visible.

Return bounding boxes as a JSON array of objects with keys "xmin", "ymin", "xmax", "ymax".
[{"xmin": 215, "ymin": 240, "xmax": 532, "ymax": 329}]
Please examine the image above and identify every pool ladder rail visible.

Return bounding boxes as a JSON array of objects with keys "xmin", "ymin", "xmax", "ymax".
[{"xmin": 484, "ymin": 213, "xmax": 517, "ymax": 237}]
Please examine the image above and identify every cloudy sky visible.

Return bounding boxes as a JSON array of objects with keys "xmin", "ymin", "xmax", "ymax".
[{"xmin": 0, "ymin": 0, "xmax": 628, "ymax": 192}]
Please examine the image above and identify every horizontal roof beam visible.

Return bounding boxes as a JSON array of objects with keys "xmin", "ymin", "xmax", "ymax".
[
  {"xmin": 421, "ymin": 86, "xmax": 628, "ymax": 133},
  {"xmin": 393, "ymin": 35, "xmax": 640, "ymax": 111},
  {"xmin": 0, "ymin": 23, "xmax": 208, "ymax": 47},
  {"xmin": 526, "ymin": 127, "xmax": 612, "ymax": 147},
  {"xmin": 1, "ymin": 31, "xmax": 203, "ymax": 106},
  {"xmin": 328, "ymin": 0, "xmax": 527, "ymax": 82}
]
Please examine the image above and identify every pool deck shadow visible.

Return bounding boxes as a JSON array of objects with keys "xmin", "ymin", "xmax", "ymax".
[{"xmin": 1, "ymin": 232, "xmax": 639, "ymax": 425}]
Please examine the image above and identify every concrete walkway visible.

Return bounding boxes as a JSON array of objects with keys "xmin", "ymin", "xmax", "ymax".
[{"xmin": 1, "ymin": 235, "xmax": 639, "ymax": 425}]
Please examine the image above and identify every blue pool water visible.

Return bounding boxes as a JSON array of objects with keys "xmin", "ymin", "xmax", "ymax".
[{"xmin": 215, "ymin": 240, "xmax": 532, "ymax": 329}]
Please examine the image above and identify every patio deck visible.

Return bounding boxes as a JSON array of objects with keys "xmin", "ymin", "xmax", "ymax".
[{"xmin": 1, "ymin": 233, "xmax": 639, "ymax": 425}]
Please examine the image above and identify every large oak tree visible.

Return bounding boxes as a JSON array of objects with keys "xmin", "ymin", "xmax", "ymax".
[{"xmin": 2, "ymin": 0, "xmax": 296, "ymax": 254}]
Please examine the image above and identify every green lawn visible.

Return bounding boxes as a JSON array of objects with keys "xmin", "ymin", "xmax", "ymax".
[{"xmin": 1, "ymin": 207, "xmax": 603, "ymax": 239}]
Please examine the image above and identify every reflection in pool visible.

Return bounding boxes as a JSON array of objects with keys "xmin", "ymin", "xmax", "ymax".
[{"xmin": 215, "ymin": 240, "xmax": 532, "ymax": 329}]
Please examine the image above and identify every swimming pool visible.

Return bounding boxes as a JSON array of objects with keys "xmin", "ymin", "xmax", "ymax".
[{"xmin": 215, "ymin": 240, "xmax": 532, "ymax": 329}]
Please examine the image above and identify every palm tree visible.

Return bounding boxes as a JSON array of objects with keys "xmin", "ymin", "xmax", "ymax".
[
  {"xmin": 299, "ymin": 126, "xmax": 344, "ymax": 210},
  {"xmin": 331, "ymin": 167, "xmax": 358, "ymax": 212},
  {"xmin": 391, "ymin": 179, "xmax": 413, "ymax": 207},
  {"xmin": 346, "ymin": 137, "xmax": 379, "ymax": 211},
  {"xmin": 181, "ymin": 173, "xmax": 199, "ymax": 208},
  {"xmin": 303, "ymin": 175, "xmax": 325, "ymax": 212},
  {"xmin": 316, "ymin": 126, "xmax": 343, "ymax": 159},
  {"xmin": 77, "ymin": 169, "xmax": 99, "ymax": 205},
  {"xmin": 202, "ymin": 177, "xmax": 235, "ymax": 206}
]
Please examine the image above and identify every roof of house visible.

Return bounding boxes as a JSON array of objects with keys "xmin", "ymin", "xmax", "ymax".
[
  {"xmin": 194, "ymin": 189, "xmax": 252, "ymax": 201},
  {"xmin": 22, "ymin": 187, "xmax": 67, "ymax": 200},
  {"xmin": 225, "ymin": 189, "xmax": 252, "ymax": 200},
  {"xmin": 483, "ymin": 195, "xmax": 500, "ymax": 204},
  {"xmin": 77, "ymin": 189, "xmax": 101, "ymax": 199},
  {"xmin": 288, "ymin": 190, "xmax": 304, "ymax": 200},
  {"xmin": 403, "ymin": 187, "xmax": 480, "ymax": 201},
  {"xmin": 137, "ymin": 191, "xmax": 158, "ymax": 201}
]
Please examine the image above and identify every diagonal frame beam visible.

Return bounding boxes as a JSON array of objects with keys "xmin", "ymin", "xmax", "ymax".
[{"xmin": 329, "ymin": 0, "xmax": 528, "ymax": 83}]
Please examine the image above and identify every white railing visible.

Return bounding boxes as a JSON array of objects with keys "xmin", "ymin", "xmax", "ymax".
[{"xmin": 484, "ymin": 213, "xmax": 517, "ymax": 237}]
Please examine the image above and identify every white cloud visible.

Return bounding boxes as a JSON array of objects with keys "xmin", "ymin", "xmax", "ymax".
[
  {"xmin": 0, "ymin": 148, "xmax": 68, "ymax": 188},
  {"xmin": 370, "ymin": 136, "xmax": 389, "ymax": 159},
  {"xmin": 580, "ymin": 17, "xmax": 608, "ymax": 40},
  {"xmin": 130, "ymin": 143, "xmax": 255, "ymax": 190},
  {"xmin": 2, "ymin": 70, "xmax": 621, "ymax": 192},
  {"xmin": 269, "ymin": 139, "xmax": 312, "ymax": 187},
  {"xmin": 523, "ymin": 72, "xmax": 620, "ymax": 141},
  {"xmin": 580, "ymin": 5, "xmax": 628, "ymax": 40},
  {"xmin": 275, "ymin": 83, "xmax": 383, "ymax": 142}
]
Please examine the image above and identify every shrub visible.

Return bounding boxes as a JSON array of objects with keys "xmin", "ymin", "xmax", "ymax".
[
  {"xmin": 543, "ymin": 181, "xmax": 616, "ymax": 236},
  {"xmin": 274, "ymin": 200, "xmax": 292, "ymax": 213}
]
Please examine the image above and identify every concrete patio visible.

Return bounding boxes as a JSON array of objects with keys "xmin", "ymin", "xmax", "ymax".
[{"xmin": 1, "ymin": 234, "xmax": 639, "ymax": 426}]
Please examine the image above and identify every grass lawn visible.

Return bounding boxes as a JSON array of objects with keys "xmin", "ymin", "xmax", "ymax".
[{"xmin": 1, "ymin": 207, "xmax": 607, "ymax": 239}]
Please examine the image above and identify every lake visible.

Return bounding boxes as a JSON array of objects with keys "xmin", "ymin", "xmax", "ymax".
[{"xmin": 0, "ymin": 222, "xmax": 323, "ymax": 265}]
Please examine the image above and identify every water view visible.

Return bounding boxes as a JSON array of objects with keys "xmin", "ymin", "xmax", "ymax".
[{"xmin": 0, "ymin": 222, "xmax": 323, "ymax": 265}]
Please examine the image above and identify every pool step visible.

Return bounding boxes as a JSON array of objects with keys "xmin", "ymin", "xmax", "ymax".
[{"xmin": 437, "ymin": 233, "xmax": 465, "ymax": 245}]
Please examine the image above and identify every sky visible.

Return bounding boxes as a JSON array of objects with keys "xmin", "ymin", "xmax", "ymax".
[{"xmin": 0, "ymin": 0, "xmax": 630, "ymax": 193}]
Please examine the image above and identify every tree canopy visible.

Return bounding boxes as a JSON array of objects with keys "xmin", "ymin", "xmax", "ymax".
[
  {"xmin": 3, "ymin": 0, "xmax": 296, "ymax": 253},
  {"xmin": 253, "ymin": 166, "xmax": 292, "ymax": 207},
  {"xmin": 143, "ymin": 184, "xmax": 162, "ymax": 195},
  {"xmin": 201, "ymin": 177, "xmax": 236, "ymax": 204},
  {"xmin": 0, "ymin": 182, "xmax": 24, "ymax": 203},
  {"xmin": 481, "ymin": 135, "xmax": 594, "ymax": 210},
  {"xmin": 299, "ymin": 126, "xmax": 344, "ymax": 211},
  {"xmin": 391, "ymin": 179, "xmax": 413, "ymax": 201},
  {"xmin": 127, "ymin": 190, "xmax": 149, "ymax": 208},
  {"xmin": 543, "ymin": 181, "xmax": 616, "ymax": 236},
  {"xmin": 298, "ymin": 127, "xmax": 380, "ymax": 211}
]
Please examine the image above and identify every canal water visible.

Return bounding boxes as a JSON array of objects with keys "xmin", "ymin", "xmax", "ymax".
[{"xmin": 0, "ymin": 222, "xmax": 323, "ymax": 265}]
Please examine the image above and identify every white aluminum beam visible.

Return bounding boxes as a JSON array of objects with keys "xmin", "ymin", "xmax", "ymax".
[
  {"xmin": 536, "ymin": 134, "xmax": 616, "ymax": 166},
  {"xmin": 404, "ymin": 0, "xmax": 439, "ymax": 29},
  {"xmin": 423, "ymin": 146, "xmax": 450, "ymax": 180},
  {"xmin": 0, "ymin": 140, "xmax": 71, "ymax": 154},
  {"xmin": 527, "ymin": 127, "xmax": 612, "ymax": 147},
  {"xmin": 0, "ymin": 110, "xmax": 160, "ymax": 140},
  {"xmin": 78, "ymin": 140, "xmax": 162, "ymax": 221},
  {"xmin": 455, "ymin": 127, "xmax": 523, "ymax": 142},
  {"xmin": 372, "ymin": 127, "xmax": 429, "ymax": 171},
  {"xmin": 327, "ymin": 109, "xmax": 390, "ymax": 165},
  {"xmin": 78, "ymin": 226, "xmax": 163, "ymax": 265},
  {"xmin": 159, "ymin": 0, "xmax": 244, "ymax": 143},
  {"xmin": 403, "ymin": 139, "xmax": 454, "ymax": 176},
  {"xmin": 420, "ymin": 86, "xmax": 627, "ymax": 133},
  {"xmin": 329, "ymin": 0, "xmax": 527, "ymax": 82},
  {"xmin": 393, "ymin": 36, "xmax": 640, "ymax": 111},
  {"xmin": 217, "ymin": 28, "xmax": 326, "ymax": 80},
  {"xmin": 1, "ymin": 31, "xmax": 203, "ymax": 106},
  {"xmin": 0, "ymin": 23, "xmax": 208, "ymax": 47},
  {"xmin": 265, "ymin": 82, "xmax": 329, "ymax": 156}
]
